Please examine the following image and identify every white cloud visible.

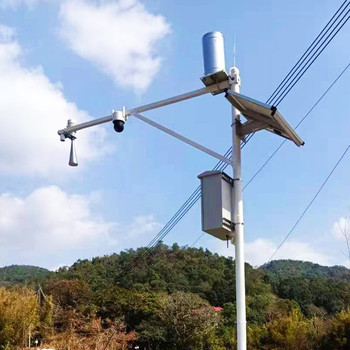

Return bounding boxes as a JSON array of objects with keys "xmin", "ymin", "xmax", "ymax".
[
  {"xmin": 245, "ymin": 239, "xmax": 331, "ymax": 267},
  {"xmin": 106, "ymin": 214, "xmax": 163, "ymax": 246},
  {"xmin": 331, "ymin": 216, "xmax": 350, "ymax": 267},
  {"xmin": 332, "ymin": 216, "xmax": 350, "ymax": 240},
  {"xmin": 213, "ymin": 238, "xmax": 331, "ymax": 267},
  {"xmin": 0, "ymin": 25, "xmax": 109, "ymax": 177},
  {"xmin": 59, "ymin": 0, "xmax": 170, "ymax": 92},
  {"xmin": 0, "ymin": 186, "xmax": 161, "ymax": 269},
  {"xmin": 115, "ymin": 215, "xmax": 162, "ymax": 238}
]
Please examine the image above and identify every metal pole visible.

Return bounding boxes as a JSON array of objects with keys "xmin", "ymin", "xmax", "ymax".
[
  {"xmin": 57, "ymin": 80, "xmax": 229, "ymax": 136},
  {"xmin": 230, "ymin": 66, "xmax": 247, "ymax": 350}
]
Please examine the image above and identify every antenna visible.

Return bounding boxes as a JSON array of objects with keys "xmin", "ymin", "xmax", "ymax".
[
  {"xmin": 57, "ymin": 32, "xmax": 304, "ymax": 350},
  {"xmin": 233, "ymin": 34, "xmax": 236, "ymax": 67}
]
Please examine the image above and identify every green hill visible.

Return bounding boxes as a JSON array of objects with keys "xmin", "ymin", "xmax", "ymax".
[
  {"xmin": 50, "ymin": 244, "xmax": 350, "ymax": 316},
  {"xmin": 262, "ymin": 259, "xmax": 350, "ymax": 280},
  {"xmin": 0, "ymin": 264, "xmax": 50, "ymax": 284},
  {"xmin": 2, "ymin": 247, "xmax": 350, "ymax": 349}
]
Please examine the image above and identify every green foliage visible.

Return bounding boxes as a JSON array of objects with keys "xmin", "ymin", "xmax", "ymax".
[
  {"xmin": 263, "ymin": 259, "xmax": 350, "ymax": 280},
  {"xmin": 268, "ymin": 276, "xmax": 350, "ymax": 315},
  {"xmin": 249, "ymin": 309, "xmax": 315, "ymax": 350},
  {"xmin": 0, "ymin": 287, "xmax": 40, "ymax": 350},
  {"xmin": 263, "ymin": 260, "xmax": 350, "ymax": 316},
  {"xmin": 319, "ymin": 309, "xmax": 350, "ymax": 349},
  {"xmin": 54, "ymin": 243, "xmax": 269, "ymax": 308},
  {"xmin": 3, "ymin": 247, "xmax": 350, "ymax": 349},
  {"xmin": 0, "ymin": 265, "xmax": 50, "ymax": 285},
  {"xmin": 138, "ymin": 291, "xmax": 223, "ymax": 350}
]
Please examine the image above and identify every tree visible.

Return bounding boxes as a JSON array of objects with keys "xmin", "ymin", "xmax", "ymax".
[
  {"xmin": 263, "ymin": 309, "xmax": 314, "ymax": 350},
  {"xmin": 336, "ymin": 215, "xmax": 350, "ymax": 266},
  {"xmin": 320, "ymin": 309, "xmax": 350, "ymax": 349},
  {"xmin": 0, "ymin": 287, "xmax": 40, "ymax": 349},
  {"xmin": 139, "ymin": 291, "xmax": 222, "ymax": 349}
]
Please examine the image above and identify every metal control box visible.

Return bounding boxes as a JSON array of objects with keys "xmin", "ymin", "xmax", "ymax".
[{"xmin": 198, "ymin": 171, "xmax": 234, "ymax": 240}]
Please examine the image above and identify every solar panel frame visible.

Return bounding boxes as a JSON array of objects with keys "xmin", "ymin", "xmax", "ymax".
[{"xmin": 225, "ymin": 89, "xmax": 304, "ymax": 147}]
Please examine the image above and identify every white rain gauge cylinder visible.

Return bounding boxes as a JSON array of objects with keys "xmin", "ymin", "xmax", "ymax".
[{"xmin": 202, "ymin": 31, "xmax": 226, "ymax": 76}]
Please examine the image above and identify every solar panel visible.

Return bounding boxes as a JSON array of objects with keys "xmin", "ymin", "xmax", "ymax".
[{"xmin": 225, "ymin": 89, "xmax": 304, "ymax": 147}]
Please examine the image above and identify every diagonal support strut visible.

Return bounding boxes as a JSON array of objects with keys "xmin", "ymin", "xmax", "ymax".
[{"xmin": 131, "ymin": 112, "xmax": 231, "ymax": 165}]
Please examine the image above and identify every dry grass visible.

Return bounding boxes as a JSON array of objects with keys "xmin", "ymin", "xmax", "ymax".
[{"xmin": 40, "ymin": 318, "xmax": 136, "ymax": 350}]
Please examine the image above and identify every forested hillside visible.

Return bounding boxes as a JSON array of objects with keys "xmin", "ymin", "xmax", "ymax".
[
  {"xmin": 1, "ymin": 244, "xmax": 350, "ymax": 349},
  {"xmin": 263, "ymin": 259, "xmax": 350, "ymax": 316},
  {"xmin": 263, "ymin": 259, "xmax": 350, "ymax": 280},
  {"xmin": 0, "ymin": 265, "xmax": 50, "ymax": 285}
]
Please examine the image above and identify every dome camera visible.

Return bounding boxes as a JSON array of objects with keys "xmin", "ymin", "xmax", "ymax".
[
  {"xmin": 112, "ymin": 109, "xmax": 126, "ymax": 133},
  {"xmin": 113, "ymin": 119, "xmax": 125, "ymax": 133}
]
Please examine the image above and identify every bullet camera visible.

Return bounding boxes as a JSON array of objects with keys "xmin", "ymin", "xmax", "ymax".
[{"xmin": 112, "ymin": 110, "xmax": 126, "ymax": 133}]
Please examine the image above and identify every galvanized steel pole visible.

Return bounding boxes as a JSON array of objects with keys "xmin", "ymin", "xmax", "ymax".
[{"xmin": 230, "ymin": 66, "xmax": 247, "ymax": 350}]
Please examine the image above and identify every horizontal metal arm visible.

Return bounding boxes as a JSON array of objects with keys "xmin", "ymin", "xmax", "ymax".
[
  {"xmin": 127, "ymin": 80, "xmax": 228, "ymax": 115},
  {"xmin": 131, "ymin": 112, "xmax": 231, "ymax": 165},
  {"xmin": 57, "ymin": 80, "xmax": 229, "ymax": 136}
]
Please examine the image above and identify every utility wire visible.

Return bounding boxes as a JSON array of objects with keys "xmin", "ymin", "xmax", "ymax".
[
  {"xmin": 129, "ymin": 4, "xmax": 350, "ymax": 268},
  {"xmin": 191, "ymin": 232, "xmax": 205, "ymax": 247},
  {"xmin": 244, "ymin": 62, "xmax": 350, "ymax": 190},
  {"xmin": 274, "ymin": 8, "xmax": 350, "ymax": 106},
  {"xmin": 131, "ymin": 147, "xmax": 233, "ymax": 266},
  {"xmin": 268, "ymin": 144, "xmax": 350, "ymax": 262},
  {"xmin": 191, "ymin": 61, "xmax": 350, "ymax": 247},
  {"xmin": 244, "ymin": 2, "xmax": 350, "ymax": 142},
  {"xmin": 146, "ymin": 147, "xmax": 231, "ymax": 246},
  {"xmin": 267, "ymin": 0, "xmax": 349, "ymax": 104},
  {"xmin": 140, "ymin": 147, "xmax": 231, "ymax": 251},
  {"xmin": 144, "ymin": 7, "xmax": 349, "ymax": 253},
  {"xmin": 140, "ymin": 143, "xmax": 248, "ymax": 256}
]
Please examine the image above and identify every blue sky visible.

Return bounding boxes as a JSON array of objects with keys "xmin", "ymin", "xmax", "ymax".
[{"xmin": 0, "ymin": 0, "xmax": 349, "ymax": 270}]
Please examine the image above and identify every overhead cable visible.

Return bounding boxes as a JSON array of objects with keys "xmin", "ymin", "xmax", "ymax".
[
  {"xmin": 267, "ymin": 0, "xmax": 349, "ymax": 105},
  {"xmin": 191, "ymin": 61, "xmax": 350, "ymax": 247},
  {"xmin": 244, "ymin": 62, "xmax": 350, "ymax": 189},
  {"xmin": 131, "ymin": 4, "xmax": 350, "ymax": 267},
  {"xmin": 268, "ymin": 144, "xmax": 350, "ymax": 262},
  {"xmin": 273, "ymin": 7, "xmax": 350, "ymax": 106}
]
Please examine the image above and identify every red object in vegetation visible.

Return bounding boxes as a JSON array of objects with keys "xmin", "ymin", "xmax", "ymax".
[{"xmin": 213, "ymin": 306, "xmax": 222, "ymax": 312}]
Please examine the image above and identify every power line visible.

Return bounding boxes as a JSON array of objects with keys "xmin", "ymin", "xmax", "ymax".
[
  {"xmin": 131, "ymin": 4, "xmax": 350, "ymax": 267},
  {"xmin": 244, "ymin": 2, "xmax": 350, "ymax": 143},
  {"xmin": 267, "ymin": 0, "xmax": 349, "ymax": 105},
  {"xmin": 191, "ymin": 232, "xmax": 205, "ymax": 247},
  {"xmin": 130, "ymin": 148, "xmax": 233, "ymax": 267},
  {"xmin": 146, "ymin": 147, "xmax": 231, "ymax": 248},
  {"xmin": 268, "ymin": 144, "xmax": 350, "ymax": 262},
  {"xmin": 274, "ymin": 8, "xmax": 350, "ymax": 106},
  {"xmin": 141, "ymin": 143, "xmax": 248, "ymax": 254},
  {"xmin": 244, "ymin": 62, "xmax": 350, "ymax": 190},
  {"xmin": 191, "ymin": 61, "xmax": 350, "ymax": 247},
  {"xmin": 139, "ymin": 147, "xmax": 231, "ymax": 252},
  {"xmin": 173, "ymin": 10, "xmax": 350, "ymax": 250},
  {"xmin": 146, "ymin": 16, "xmax": 349, "ymax": 253}
]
